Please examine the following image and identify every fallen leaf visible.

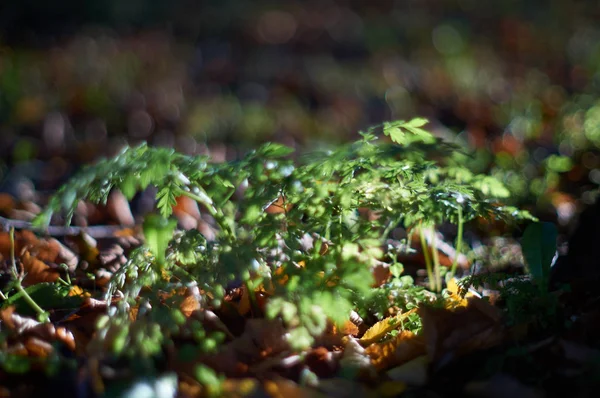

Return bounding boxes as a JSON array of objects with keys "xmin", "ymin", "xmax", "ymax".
[
  {"xmin": 0, "ymin": 193, "xmax": 16, "ymax": 214},
  {"xmin": 365, "ymin": 330, "xmax": 425, "ymax": 371},
  {"xmin": 24, "ymin": 337, "xmax": 53, "ymax": 357},
  {"xmin": 106, "ymin": 190, "xmax": 135, "ymax": 226},
  {"xmin": 304, "ymin": 347, "xmax": 341, "ymax": 378},
  {"xmin": 420, "ymin": 298, "xmax": 505, "ymax": 365},
  {"xmin": 359, "ymin": 309, "xmax": 416, "ymax": 346},
  {"xmin": 339, "ymin": 337, "xmax": 376, "ymax": 379},
  {"xmin": 21, "ymin": 251, "xmax": 60, "ymax": 286},
  {"xmin": 265, "ymin": 195, "xmax": 292, "ymax": 214},
  {"xmin": 386, "ymin": 355, "xmax": 429, "ymax": 386}
]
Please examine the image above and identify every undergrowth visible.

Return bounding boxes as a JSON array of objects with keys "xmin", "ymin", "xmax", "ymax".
[{"xmin": 4, "ymin": 118, "xmax": 539, "ymax": 388}]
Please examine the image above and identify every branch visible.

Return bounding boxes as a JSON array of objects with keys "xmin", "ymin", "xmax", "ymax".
[{"xmin": 0, "ymin": 216, "xmax": 128, "ymax": 239}]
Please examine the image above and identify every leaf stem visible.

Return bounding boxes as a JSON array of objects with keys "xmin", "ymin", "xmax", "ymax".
[
  {"xmin": 419, "ymin": 222, "xmax": 435, "ymax": 291},
  {"xmin": 430, "ymin": 227, "xmax": 442, "ymax": 292},
  {"xmin": 450, "ymin": 205, "xmax": 464, "ymax": 280}
]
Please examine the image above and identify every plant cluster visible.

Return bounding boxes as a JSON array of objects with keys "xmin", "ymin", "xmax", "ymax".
[
  {"xmin": 0, "ymin": 118, "xmax": 544, "ymax": 392},
  {"xmin": 32, "ymin": 119, "xmax": 532, "ymax": 350}
]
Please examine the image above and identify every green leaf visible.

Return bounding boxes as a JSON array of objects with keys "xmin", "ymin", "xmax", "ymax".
[
  {"xmin": 121, "ymin": 175, "xmax": 138, "ymax": 200},
  {"xmin": 521, "ymin": 222, "xmax": 557, "ymax": 290},
  {"xmin": 156, "ymin": 185, "xmax": 180, "ymax": 218},
  {"xmin": 3, "ymin": 282, "xmax": 83, "ymax": 315},
  {"xmin": 472, "ymin": 176, "xmax": 510, "ymax": 198},
  {"xmin": 546, "ymin": 155, "xmax": 573, "ymax": 173},
  {"xmin": 259, "ymin": 143, "xmax": 294, "ymax": 158},
  {"xmin": 195, "ymin": 365, "xmax": 222, "ymax": 392},
  {"xmin": 384, "ymin": 125, "xmax": 407, "ymax": 145},
  {"xmin": 404, "ymin": 118, "xmax": 428, "ymax": 128},
  {"xmin": 143, "ymin": 215, "xmax": 177, "ymax": 267}
]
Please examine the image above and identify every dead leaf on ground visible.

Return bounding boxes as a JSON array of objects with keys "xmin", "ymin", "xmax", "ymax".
[
  {"xmin": 365, "ymin": 330, "xmax": 426, "ymax": 371},
  {"xmin": 106, "ymin": 190, "xmax": 135, "ymax": 226},
  {"xmin": 359, "ymin": 309, "xmax": 417, "ymax": 346},
  {"xmin": 304, "ymin": 347, "xmax": 342, "ymax": 378},
  {"xmin": 20, "ymin": 250, "xmax": 60, "ymax": 286},
  {"xmin": 0, "ymin": 306, "xmax": 77, "ymax": 353},
  {"xmin": 420, "ymin": 297, "xmax": 505, "ymax": 365},
  {"xmin": 386, "ymin": 355, "xmax": 429, "ymax": 386}
]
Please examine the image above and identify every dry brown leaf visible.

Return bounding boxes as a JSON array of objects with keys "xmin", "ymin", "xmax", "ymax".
[
  {"xmin": 21, "ymin": 250, "xmax": 60, "ymax": 286},
  {"xmin": 365, "ymin": 330, "xmax": 426, "ymax": 371},
  {"xmin": 22, "ymin": 231, "xmax": 60, "ymax": 263},
  {"xmin": 0, "ymin": 230, "xmax": 37, "ymax": 260},
  {"xmin": 24, "ymin": 337, "xmax": 53, "ymax": 357},
  {"xmin": 174, "ymin": 195, "xmax": 201, "ymax": 220},
  {"xmin": 264, "ymin": 195, "xmax": 292, "ymax": 215},
  {"xmin": 0, "ymin": 307, "xmax": 77, "ymax": 354},
  {"xmin": 212, "ymin": 318, "xmax": 289, "ymax": 372},
  {"xmin": 340, "ymin": 337, "xmax": 376, "ymax": 378},
  {"xmin": 304, "ymin": 347, "xmax": 341, "ymax": 378},
  {"xmin": 371, "ymin": 261, "xmax": 391, "ymax": 287},
  {"xmin": 315, "ymin": 320, "xmax": 359, "ymax": 348},
  {"xmin": 48, "ymin": 237, "xmax": 78, "ymax": 271},
  {"xmin": 106, "ymin": 190, "xmax": 135, "ymax": 226},
  {"xmin": 386, "ymin": 355, "xmax": 429, "ymax": 386},
  {"xmin": 420, "ymin": 297, "xmax": 505, "ymax": 364},
  {"xmin": 180, "ymin": 295, "xmax": 201, "ymax": 317},
  {"xmin": 0, "ymin": 193, "xmax": 16, "ymax": 214}
]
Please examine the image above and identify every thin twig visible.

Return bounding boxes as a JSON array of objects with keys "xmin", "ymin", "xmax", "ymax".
[{"xmin": 0, "ymin": 216, "xmax": 128, "ymax": 238}]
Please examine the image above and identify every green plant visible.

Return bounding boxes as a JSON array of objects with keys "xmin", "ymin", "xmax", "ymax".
[
  {"xmin": 458, "ymin": 222, "xmax": 560, "ymax": 330},
  {"xmin": 521, "ymin": 222, "xmax": 558, "ymax": 293},
  {"xmin": 32, "ymin": 118, "xmax": 534, "ymax": 360}
]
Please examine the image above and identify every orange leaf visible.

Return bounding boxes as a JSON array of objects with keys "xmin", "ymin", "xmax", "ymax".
[
  {"xmin": 25, "ymin": 337, "xmax": 53, "ymax": 357},
  {"xmin": 365, "ymin": 330, "xmax": 426, "ymax": 371},
  {"xmin": 180, "ymin": 295, "xmax": 201, "ymax": 317},
  {"xmin": 0, "ymin": 193, "xmax": 16, "ymax": 214},
  {"xmin": 21, "ymin": 251, "xmax": 60, "ymax": 286},
  {"xmin": 264, "ymin": 196, "xmax": 293, "ymax": 215}
]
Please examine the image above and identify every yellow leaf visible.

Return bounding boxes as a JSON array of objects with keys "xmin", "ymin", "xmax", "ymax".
[
  {"xmin": 359, "ymin": 309, "xmax": 416, "ymax": 346},
  {"xmin": 445, "ymin": 278, "xmax": 472, "ymax": 309},
  {"xmin": 365, "ymin": 330, "xmax": 425, "ymax": 370},
  {"xmin": 68, "ymin": 285, "xmax": 90, "ymax": 298}
]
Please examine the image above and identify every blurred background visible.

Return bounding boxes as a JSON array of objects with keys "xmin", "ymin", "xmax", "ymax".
[{"xmin": 1, "ymin": 0, "xmax": 599, "ymax": 225}]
